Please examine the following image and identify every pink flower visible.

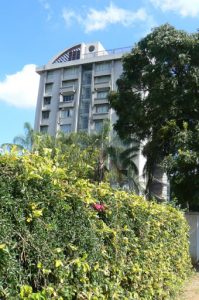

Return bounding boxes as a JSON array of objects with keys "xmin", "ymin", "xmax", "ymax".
[{"xmin": 92, "ymin": 203, "xmax": 105, "ymax": 212}]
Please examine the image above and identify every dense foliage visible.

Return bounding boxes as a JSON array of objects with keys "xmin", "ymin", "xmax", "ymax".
[
  {"xmin": 163, "ymin": 121, "xmax": 199, "ymax": 210},
  {"xmin": 109, "ymin": 24, "xmax": 199, "ymax": 208},
  {"xmin": 6, "ymin": 122, "xmax": 141, "ymax": 192},
  {"xmin": 0, "ymin": 150, "xmax": 191, "ymax": 299}
]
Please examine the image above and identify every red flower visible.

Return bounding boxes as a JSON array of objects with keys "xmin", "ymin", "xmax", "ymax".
[{"xmin": 92, "ymin": 203, "xmax": 105, "ymax": 212}]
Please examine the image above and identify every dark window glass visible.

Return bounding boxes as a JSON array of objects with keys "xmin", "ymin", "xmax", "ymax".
[
  {"xmin": 40, "ymin": 126, "xmax": 48, "ymax": 133},
  {"xmin": 95, "ymin": 120, "xmax": 103, "ymax": 132},
  {"xmin": 83, "ymin": 72, "xmax": 92, "ymax": 85},
  {"xmin": 45, "ymin": 83, "xmax": 53, "ymax": 94},
  {"xmin": 60, "ymin": 109, "xmax": 73, "ymax": 118},
  {"xmin": 96, "ymin": 105, "xmax": 109, "ymax": 113},
  {"xmin": 42, "ymin": 111, "xmax": 50, "ymax": 119},
  {"xmin": 63, "ymin": 94, "xmax": 74, "ymax": 102},
  {"xmin": 96, "ymin": 91, "xmax": 108, "ymax": 99},
  {"xmin": 82, "ymin": 87, "xmax": 91, "ymax": 99},
  {"xmin": 79, "ymin": 117, "xmax": 88, "ymax": 130},
  {"xmin": 60, "ymin": 124, "xmax": 71, "ymax": 133},
  {"xmin": 43, "ymin": 97, "xmax": 51, "ymax": 105}
]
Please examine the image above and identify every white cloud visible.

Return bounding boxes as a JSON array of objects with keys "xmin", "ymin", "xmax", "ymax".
[
  {"xmin": 83, "ymin": 4, "xmax": 147, "ymax": 32},
  {"xmin": 62, "ymin": 3, "xmax": 152, "ymax": 33},
  {"xmin": 62, "ymin": 9, "xmax": 77, "ymax": 27},
  {"xmin": 39, "ymin": 0, "xmax": 52, "ymax": 21},
  {"xmin": 150, "ymin": 0, "xmax": 199, "ymax": 17},
  {"xmin": 0, "ymin": 64, "xmax": 39, "ymax": 108}
]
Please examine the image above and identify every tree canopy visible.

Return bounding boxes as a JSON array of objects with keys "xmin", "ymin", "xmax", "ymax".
[{"xmin": 109, "ymin": 24, "xmax": 199, "ymax": 209}]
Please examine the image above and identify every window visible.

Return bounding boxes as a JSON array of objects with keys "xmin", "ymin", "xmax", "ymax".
[
  {"xmin": 43, "ymin": 97, "xmax": 51, "ymax": 105},
  {"xmin": 96, "ymin": 91, "xmax": 108, "ymax": 99},
  {"xmin": 47, "ymin": 71, "xmax": 54, "ymax": 81},
  {"xmin": 96, "ymin": 105, "xmax": 109, "ymax": 114},
  {"xmin": 62, "ymin": 80, "xmax": 76, "ymax": 88},
  {"xmin": 63, "ymin": 94, "xmax": 74, "ymax": 102},
  {"xmin": 95, "ymin": 62, "xmax": 111, "ymax": 72},
  {"xmin": 95, "ymin": 75, "xmax": 110, "ymax": 84},
  {"xmin": 68, "ymin": 49, "xmax": 80, "ymax": 61},
  {"xmin": 60, "ymin": 124, "xmax": 71, "ymax": 133},
  {"xmin": 80, "ymin": 101, "xmax": 90, "ymax": 114},
  {"xmin": 60, "ymin": 108, "xmax": 73, "ymax": 118},
  {"xmin": 82, "ymin": 72, "xmax": 92, "ymax": 85},
  {"xmin": 45, "ymin": 83, "xmax": 53, "ymax": 94},
  {"xmin": 53, "ymin": 45, "xmax": 81, "ymax": 63},
  {"xmin": 42, "ymin": 110, "xmax": 50, "ymax": 119},
  {"xmin": 94, "ymin": 120, "xmax": 103, "ymax": 132},
  {"xmin": 63, "ymin": 67, "xmax": 78, "ymax": 77},
  {"xmin": 40, "ymin": 125, "xmax": 48, "ymax": 133},
  {"xmin": 89, "ymin": 45, "xmax": 95, "ymax": 52},
  {"xmin": 79, "ymin": 117, "xmax": 88, "ymax": 130},
  {"xmin": 81, "ymin": 87, "xmax": 91, "ymax": 99}
]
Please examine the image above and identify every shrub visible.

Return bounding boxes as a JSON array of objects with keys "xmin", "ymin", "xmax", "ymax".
[{"xmin": 0, "ymin": 151, "xmax": 191, "ymax": 299}]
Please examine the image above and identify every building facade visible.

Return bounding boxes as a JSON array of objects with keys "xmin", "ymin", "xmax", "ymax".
[
  {"xmin": 34, "ymin": 42, "xmax": 150, "ymax": 192},
  {"xmin": 34, "ymin": 42, "xmax": 131, "ymax": 136}
]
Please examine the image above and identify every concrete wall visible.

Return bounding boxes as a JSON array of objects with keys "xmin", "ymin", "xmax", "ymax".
[{"xmin": 185, "ymin": 212, "xmax": 199, "ymax": 264}]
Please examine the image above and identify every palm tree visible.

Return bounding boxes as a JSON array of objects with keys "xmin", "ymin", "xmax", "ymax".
[
  {"xmin": 0, "ymin": 143, "xmax": 23, "ymax": 153},
  {"xmin": 92, "ymin": 121, "xmax": 110, "ymax": 183},
  {"xmin": 108, "ymin": 135, "xmax": 141, "ymax": 193},
  {"xmin": 13, "ymin": 121, "xmax": 141, "ymax": 193},
  {"xmin": 13, "ymin": 122, "xmax": 35, "ymax": 151},
  {"xmin": 0, "ymin": 122, "xmax": 35, "ymax": 153}
]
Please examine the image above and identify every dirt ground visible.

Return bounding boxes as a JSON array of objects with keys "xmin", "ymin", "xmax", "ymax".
[{"xmin": 180, "ymin": 273, "xmax": 199, "ymax": 300}]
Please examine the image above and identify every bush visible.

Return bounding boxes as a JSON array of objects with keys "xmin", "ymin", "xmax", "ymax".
[{"xmin": 0, "ymin": 151, "xmax": 191, "ymax": 299}]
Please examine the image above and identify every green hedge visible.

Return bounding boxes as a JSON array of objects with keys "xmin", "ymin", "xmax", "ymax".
[{"xmin": 0, "ymin": 151, "xmax": 191, "ymax": 299}]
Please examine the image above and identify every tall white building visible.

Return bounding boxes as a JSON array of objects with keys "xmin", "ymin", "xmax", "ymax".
[
  {"xmin": 34, "ymin": 42, "xmax": 149, "ymax": 191},
  {"xmin": 34, "ymin": 42, "xmax": 131, "ymax": 136}
]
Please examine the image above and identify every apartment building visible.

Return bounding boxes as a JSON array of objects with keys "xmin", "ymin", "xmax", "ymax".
[
  {"xmin": 34, "ymin": 42, "xmax": 131, "ymax": 136},
  {"xmin": 34, "ymin": 42, "xmax": 151, "ymax": 192}
]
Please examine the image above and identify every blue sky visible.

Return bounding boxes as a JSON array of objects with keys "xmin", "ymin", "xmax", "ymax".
[{"xmin": 0, "ymin": 0, "xmax": 199, "ymax": 145}]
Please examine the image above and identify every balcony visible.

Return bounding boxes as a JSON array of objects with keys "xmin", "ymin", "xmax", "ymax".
[
  {"xmin": 59, "ymin": 101, "xmax": 75, "ymax": 108},
  {"xmin": 92, "ymin": 112, "xmax": 109, "ymax": 120},
  {"xmin": 94, "ymin": 98, "xmax": 109, "ymax": 105},
  {"xmin": 60, "ymin": 85, "xmax": 76, "ymax": 95},
  {"xmin": 63, "ymin": 73, "xmax": 79, "ymax": 81},
  {"xmin": 59, "ymin": 118, "xmax": 73, "ymax": 125},
  {"xmin": 94, "ymin": 81, "xmax": 111, "ymax": 91}
]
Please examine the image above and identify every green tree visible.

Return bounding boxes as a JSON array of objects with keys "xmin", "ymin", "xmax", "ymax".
[
  {"xmin": 33, "ymin": 124, "xmax": 140, "ymax": 191},
  {"xmin": 32, "ymin": 131, "xmax": 101, "ymax": 181},
  {"xmin": 109, "ymin": 24, "xmax": 199, "ymax": 206},
  {"xmin": 163, "ymin": 121, "xmax": 199, "ymax": 210}
]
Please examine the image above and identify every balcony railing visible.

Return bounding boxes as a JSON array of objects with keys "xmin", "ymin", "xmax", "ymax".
[
  {"xmin": 60, "ymin": 85, "xmax": 76, "ymax": 95},
  {"xmin": 83, "ymin": 46, "xmax": 131, "ymax": 60},
  {"xmin": 59, "ymin": 101, "xmax": 75, "ymax": 108},
  {"xmin": 94, "ymin": 81, "xmax": 111, "ymax": 90}
]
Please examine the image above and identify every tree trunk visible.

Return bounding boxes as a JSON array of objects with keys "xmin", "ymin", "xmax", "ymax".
[{"xmin": 149, "ymin": 164, "xmax": 168, "ymax": 202}]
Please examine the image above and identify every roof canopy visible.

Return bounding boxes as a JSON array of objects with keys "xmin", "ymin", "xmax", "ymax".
[{"xmin": 52, "ymin": 44, "xmax": 81, "ymax": 64}]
